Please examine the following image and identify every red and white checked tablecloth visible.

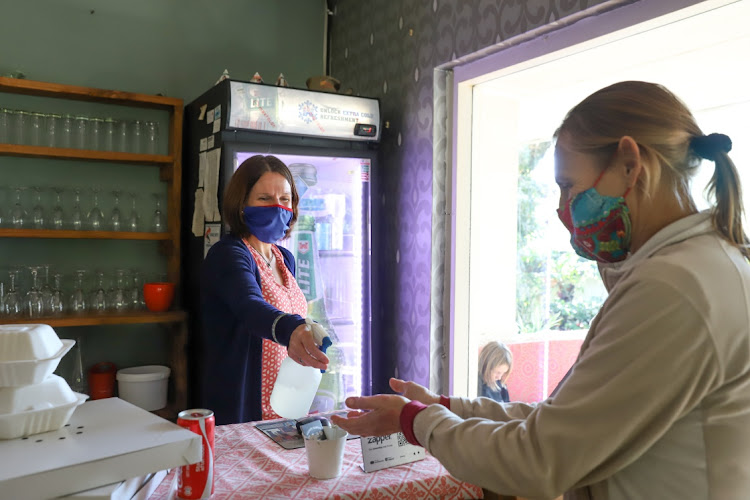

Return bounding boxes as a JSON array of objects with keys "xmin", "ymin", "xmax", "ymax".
[{"xmin": 149, "ymin": 420, "xmax": 484, "ymax": 500}]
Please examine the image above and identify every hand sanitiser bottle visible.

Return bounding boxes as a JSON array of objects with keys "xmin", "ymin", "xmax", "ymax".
[{"xmin": 270, "ymin": 318, "xmax": 332, "ymax": 419}]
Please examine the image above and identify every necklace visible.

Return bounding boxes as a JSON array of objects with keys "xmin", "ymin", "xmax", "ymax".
[{"xmin": 249, "ymin": 243, "xmax": 274, "ymax": 269}]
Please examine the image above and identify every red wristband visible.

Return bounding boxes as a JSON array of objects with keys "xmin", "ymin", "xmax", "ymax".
[
  {"xmin": 439, "ymin": 395, "xmax": 451, "ymax": 409},
  {"xmin": 400, "ymin": 401, "xmax": 428, "ymax": 446}
]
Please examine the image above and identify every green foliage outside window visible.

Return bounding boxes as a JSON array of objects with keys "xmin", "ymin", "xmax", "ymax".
[{"xmin": 515, "ymin": 141, "xmax": 605, "ymax": 334}]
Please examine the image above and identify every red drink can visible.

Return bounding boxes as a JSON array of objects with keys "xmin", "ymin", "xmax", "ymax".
[{"xmin": 176, "ymin": 409, "xmax": 215, "ymax": 499}]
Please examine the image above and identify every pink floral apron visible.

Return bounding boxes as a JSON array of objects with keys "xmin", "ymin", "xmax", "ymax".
[{"xmin": 244, "ymin": 240, "xmax": 308, "ymax": 420}]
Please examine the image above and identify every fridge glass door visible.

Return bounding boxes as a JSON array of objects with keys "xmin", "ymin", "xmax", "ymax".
[{"xmin": 233, "ymin": 151, "xmax": 370, "ymax": 411}]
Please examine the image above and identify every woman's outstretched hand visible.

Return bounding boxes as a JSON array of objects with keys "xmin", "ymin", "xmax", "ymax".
[
  {"xmin": 287, "ymin": 324, "xmax": 329, "ymax": 371},
  {"xmin": 330, "ymin": 394, "xmax": 409, "ymax": 437}
]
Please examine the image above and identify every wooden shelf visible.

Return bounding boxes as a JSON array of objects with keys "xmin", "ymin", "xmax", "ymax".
[
  {"xmin": 153, "ymin": 405, "xmax": 179, "ymax": 422},
  {"xmin": 0, "ymin": 76, "xmax": 182, "ymax": 110},
  {"xmin": 0, "ymin": 143, "xmax": 172, "ymax": 165},
  {"xmin": 0, "ymin": 76, "xmax": 188, "ymax": 411},
  {"xmin": 0, "ymin": 310, "xmax": 187, "ymax": 327},
  {"xmin": 0, "ymin": 228, "xmax": 171, "ymax": 240}
]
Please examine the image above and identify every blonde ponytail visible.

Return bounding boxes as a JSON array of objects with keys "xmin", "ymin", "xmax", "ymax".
[{"xmin": 695, "ymin": 134, "xmax": 750, "ymax": 259}]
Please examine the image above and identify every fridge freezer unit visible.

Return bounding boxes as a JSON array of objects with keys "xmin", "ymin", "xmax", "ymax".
[{"xmin": 182, "ymin": 79, "xmax": 380, "ymax": 412}]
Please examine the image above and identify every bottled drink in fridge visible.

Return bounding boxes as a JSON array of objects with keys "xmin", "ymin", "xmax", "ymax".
[{"xmin": 292, "ymin": 214, "xmax": 346, "ymax": 412}]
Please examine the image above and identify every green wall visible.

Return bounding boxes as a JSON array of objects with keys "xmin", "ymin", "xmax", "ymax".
[
  {"xmin": 0, "ymin": 0, "xmax": 326, "ymax": 101},
  {"xmin": 0, "ymin": 0, "xmax": 326, "ymax": 397}
]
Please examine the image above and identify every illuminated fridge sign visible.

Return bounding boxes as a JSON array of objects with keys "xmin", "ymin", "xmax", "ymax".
[{"xmin": 228, "ymin": 81, "xmax": 380, "ymax": 141}]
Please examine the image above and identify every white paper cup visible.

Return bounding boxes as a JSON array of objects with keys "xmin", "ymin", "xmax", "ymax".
[{"xmin": 304, "ymin": 426, "xmax": 348, "ymax": 479}]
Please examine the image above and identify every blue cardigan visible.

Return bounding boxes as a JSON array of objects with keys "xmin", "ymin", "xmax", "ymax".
[{"xmin": 199, "ymin": 235, "xmax": 306, "ymax": 424}]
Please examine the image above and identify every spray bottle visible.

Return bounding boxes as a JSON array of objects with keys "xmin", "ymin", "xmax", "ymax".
[{"xmin": 270, "ymin": 318, "xmax": 332, "ymax": 419}]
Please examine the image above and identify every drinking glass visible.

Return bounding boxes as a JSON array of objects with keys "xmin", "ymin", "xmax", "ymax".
[
  {"xmin": 89, "ymin": 117, "xmax": 103, "ymax": 150},
  {"xmin": 110, "ymin": 190, "xmax": 122, "ymax": 231},
  {"xmin": 130, "ymin": 120, "xmax": 144, "ymax": 153},
  {"xmin": 70, "ymin": 270, "xmax": 87, "ymax": 314},
  {"xmin": 60, "ymin": 114, "xmax": 73, "ymax": 148},
  {"xmin": 0, "ymin": 191, "xmax": 5, "ymax": 228},
  {"xmin": 31, "ymin": 186, "xmax": 45, "ymax": 229},
  {"xmin": 127, "ymin": 192, "xmax": 139, "ymax": 232},
  {"xmin": 40, "ymin": 265, "xmax": 54, "ymax": 315},
  {"xmin": 130, "ymin": 270, "xmax": 145, "ymax": 310},
  {"xmin": 29, "ymin": 112, "xmax": 43, "ymax": 146},
  {"xmin": 102, "ymin": 118, "xmax": 115, "ymax": 151},
  {"xmin": 49, "ymin": 273, "xmax": 65, "ymax": 316},
  {"xmin": 109, "ymin": 269, "xmax": 129, "ymax": 312},
  {"xmin": 25, "ymin": 266, "xmax": 44, "ymax": 318},
  {"xmin": 51, "ymin": 187, "xmax": 65, "ymax": 229},
  {"xmin": 115, "ymin": 119, "xmax": 128, "ymax": 152},
  {"xmin": 90, "ymin": 270, "xmax": 107, "ymax": 312},
  {"xmin": 144, "ymin": 121, "xmax": 159, "ymax": 154},
  {"xmin": 0, "ymin": 108, "xmax": 11, "ymax": 143},
  {"xmin": 71, "ymin": 188, "xmax": 83, "ymax": 230},
  {"xmin": 151, "ymin": 193, "xmax": 165, "ymax": 232},
  {"xmin": 5, "ymin": 270, "xmax": 22, "ymax": 317},
  {"xmin": 87, "ymin": 187, "xmax": 104, "ymax": 230},
  {"xmin": 14, "ymin": 110, "xmax": 28, "ymax": 145},
  {"xmin": 46, "ymin": 113, "xmax": 60, "ymax": 147},
  {"xmin": 0, "ymin": 282, "xmax": 5, "ymax": 318},
  {"xmin": 74, "ymin": 115, "xmax": 88, "ymax": 149},
  {"xmin": 10, "ymin": 187, "xmax": 27, "ymax": 228}
]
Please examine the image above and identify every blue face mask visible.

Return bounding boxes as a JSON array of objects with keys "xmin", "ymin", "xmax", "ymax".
[{"xmin": 242, "ymin": 205, "xmax": 293, "ymax": 243}]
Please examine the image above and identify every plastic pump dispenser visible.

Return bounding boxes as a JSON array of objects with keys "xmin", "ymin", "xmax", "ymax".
[{"xmin": 270, "ymin": 318, "xmax": 332, "ymax": 419}]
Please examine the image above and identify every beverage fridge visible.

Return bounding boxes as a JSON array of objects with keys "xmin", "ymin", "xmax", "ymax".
[{"xmin": 182, "ymin": 79, "xmax": 380, "ymax": 413}]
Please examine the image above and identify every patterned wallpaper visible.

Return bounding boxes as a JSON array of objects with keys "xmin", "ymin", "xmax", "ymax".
[{"xmin": 328, "ymin": 0, "xmax": 612, "ymax": 393}]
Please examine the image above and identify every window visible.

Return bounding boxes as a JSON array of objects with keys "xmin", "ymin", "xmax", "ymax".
[{"xmin": 451, "ymin": 0, "xmax": 750, "ymax": 400}]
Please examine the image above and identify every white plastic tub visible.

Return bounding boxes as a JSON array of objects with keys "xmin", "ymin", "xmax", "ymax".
[{"xmin": 116, "ymin": 365, "xmax": 170, "ymax": 411}]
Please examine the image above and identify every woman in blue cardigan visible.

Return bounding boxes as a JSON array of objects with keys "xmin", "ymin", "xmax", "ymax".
[{"xmin": 199, "ymin": 155, "xmax": 328, "ymax": 424}]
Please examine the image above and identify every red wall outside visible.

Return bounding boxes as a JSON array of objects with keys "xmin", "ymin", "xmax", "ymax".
[{"xmin": 504, "ymin": 339, "xmax": 583, "ymax": 403}]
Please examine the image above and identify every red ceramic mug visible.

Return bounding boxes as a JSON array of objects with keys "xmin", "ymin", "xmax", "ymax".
[
  {"xmin": 143, "ymin": 282, "xmax": 175, "ymax": 312},
  {"xmin": 88, "ymin": 361, "xmax": 117, "ymax": 400}
]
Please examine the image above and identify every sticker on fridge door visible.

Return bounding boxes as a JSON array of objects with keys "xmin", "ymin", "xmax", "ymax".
[
  {"xmin": 204, "ymin": 223, "xmax": 221, "ymax": 257},
  {"xmin": 360, "ymin": 160, "xmax": 371, "ymax": 182}
]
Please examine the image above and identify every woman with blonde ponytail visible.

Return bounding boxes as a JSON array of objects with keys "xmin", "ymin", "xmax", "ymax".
[{"xmin": 333, "ymin": 81, "xmax": 750, "ymax": 500}]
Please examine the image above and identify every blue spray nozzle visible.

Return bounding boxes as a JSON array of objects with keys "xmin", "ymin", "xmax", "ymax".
[{"xmin": 318, "ymin": 336, "xmax": 333, "ymax": 373}]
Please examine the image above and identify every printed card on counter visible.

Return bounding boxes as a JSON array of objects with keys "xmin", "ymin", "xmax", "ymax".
[{"xmin": 360, "ymin": 432, "xmax": 425, "ymax": 473}]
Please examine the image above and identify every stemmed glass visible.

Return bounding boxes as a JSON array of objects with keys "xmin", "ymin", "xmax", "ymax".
[
  {"xmin": 69, "ymin": 270, "xmax": 87, "ymax": 314},
  {"xmin": 5, "ymin": 269, "xmax": 22, "ymax": 317},
  {"xmin": 49, "ymin": 273, "xmax": 64, "ymax": 316},
  {"xmin": 25, "ymin": 266, "xmax": 44, "ymax": 318},
  {"xmin": 71, "ymin": 188, "xmax": 83, "ymax": 230},
  {"xmin": 40, "ymin": 265, "xmax": 53, "ymax": 315},
  {"xmin": 127, "ymin": 192, "xmax": 139, "ymax": 232},
  {"xmin": 130, "ymin": 270, "xmax": 145, "ymax": 310},
  {"xmin": 31, "ymin": 187, "xmax": 45, "ymax": 229},
  {"xmin": 151, "ymin": 193, "xmax": 165, "ymax": 232},
  {"xmin": 87, "ymin": 187, "xmax": 104, "ymax": 230},
  {"xmin": 109, "ymin": 269, "xmax": 129, "ymax": 312},
  {"xmin": 70, "ymin": 336, "xmax": 86, "ymax": 394},
  {"xmin": 51, "ymin": 187, "xmax": 65, "ymax": 229},
  {"xmin": 110, "ymin": 190, "xmax": 122, "ymax": 231},
  {"xmin": 90, "ymin": 271, "xmax": 107, "ymax": 313},
  {"xmin": 10, "ymin": 187, "xmax": 27, "ymax": 228}
]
